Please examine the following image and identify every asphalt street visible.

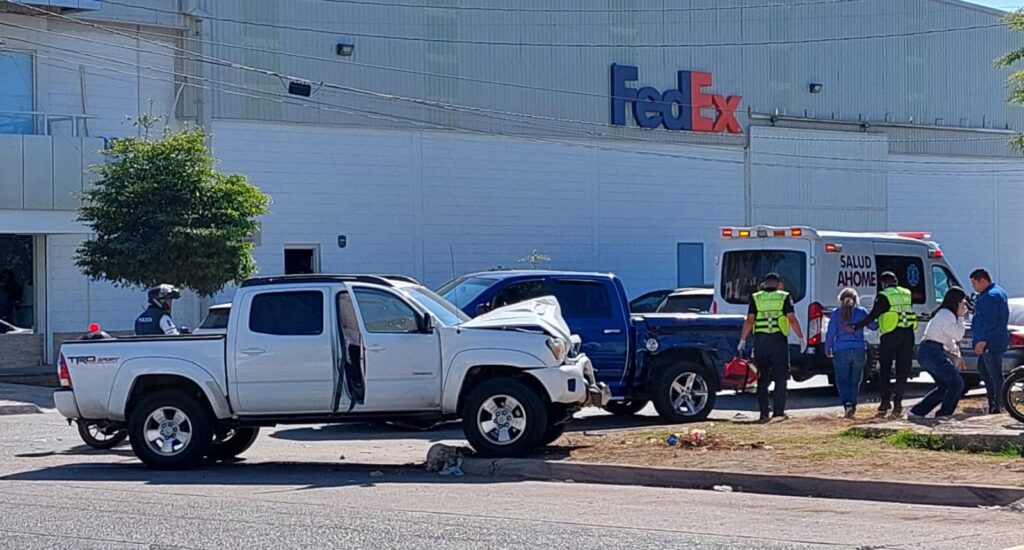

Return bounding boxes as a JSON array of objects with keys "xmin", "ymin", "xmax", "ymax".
[{"xmin": 0, "ymin": 378, "xmax": 1022, "ymax": 549}]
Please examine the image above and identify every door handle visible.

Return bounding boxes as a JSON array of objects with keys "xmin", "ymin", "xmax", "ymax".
[
  {"xmin": 240, "ymin": 348, "xmax": 266, "ymax": 356},
  {"xmin": 366, "ymin": 344, "xmax": 386, "ymax": 353},
  {"xmin": 603, "ymin": 329, "xmax": 622, "ymax": 335}
]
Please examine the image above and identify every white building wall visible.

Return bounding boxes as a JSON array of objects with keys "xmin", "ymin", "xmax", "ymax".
[
  {"xmin": 888, "ymin": 155, "xmax": 1024, "ymax": 295},
  {"xmin": 211, "ymin": 120, "xmax": 745, "ymax": 299}
]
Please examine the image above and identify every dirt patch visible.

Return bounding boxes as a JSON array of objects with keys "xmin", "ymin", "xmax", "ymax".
[{"xmin": 559, "ymin": 397, "xmax": 1024, "ymax": 487}]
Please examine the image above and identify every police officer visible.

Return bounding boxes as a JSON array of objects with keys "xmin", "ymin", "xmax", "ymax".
[
  {"xmin": 852, "ymin": 271, "xmax": 917, "ymax": 417},
  {"xmin": 738, "ymin": 273, "xmax": 806, "ymax": 422},
  {"xmin": 135, "ymin": 284, "xmax": 181, "ymax": 336}
]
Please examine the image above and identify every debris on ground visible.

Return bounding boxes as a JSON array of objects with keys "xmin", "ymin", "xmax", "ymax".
[
  {"xmin": 425, "ymin": 443, "xmax": 473, "ymax": 475},
  {"xmin": 713, "ymin": 485, "xmax": 734, "ymax": 493}
]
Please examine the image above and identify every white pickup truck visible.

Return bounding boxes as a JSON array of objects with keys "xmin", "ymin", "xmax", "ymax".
[{"xmin": 53, "ymin": 275, "xmax": 608, "ymax": 469}]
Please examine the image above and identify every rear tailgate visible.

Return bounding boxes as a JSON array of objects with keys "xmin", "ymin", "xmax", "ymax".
[{"xmin": 59, "ymin": 336, "xmax": 227, "ymax": 420}]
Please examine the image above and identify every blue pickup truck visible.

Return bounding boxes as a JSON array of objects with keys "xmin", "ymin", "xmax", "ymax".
[{"xmin": 437, "ymin": 271, "xmax": 746, "ymax": 422}]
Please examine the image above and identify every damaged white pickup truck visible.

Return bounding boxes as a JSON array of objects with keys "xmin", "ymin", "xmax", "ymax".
[{"xmin": 54, "ymin": 275, "xmax": 609, "ymax": 469}]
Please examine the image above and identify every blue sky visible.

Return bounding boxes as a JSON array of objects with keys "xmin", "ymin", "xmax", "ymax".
[{"xmin": 971, "ymin": 1, "xmax": 1021, "ymax": 10}]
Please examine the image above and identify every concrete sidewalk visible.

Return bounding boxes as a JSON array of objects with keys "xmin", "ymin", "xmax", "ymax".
[
  {"xmin": 851, "ymin": 413, "xmax": 1024, "ymax": 452},
  {"xmin": 0, "ymin": 383, "xmax": 54, "ymax": 416}
]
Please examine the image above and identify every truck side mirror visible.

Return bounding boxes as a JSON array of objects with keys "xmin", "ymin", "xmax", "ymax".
[{"xmin": 420, "ymin": 315, "xmax": 433, "ymax": 333}]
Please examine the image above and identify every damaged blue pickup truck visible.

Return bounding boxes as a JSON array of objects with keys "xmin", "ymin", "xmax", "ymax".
[{"xmin": 438, "ymin": 271, "xmax": 746, "ymax": 422}]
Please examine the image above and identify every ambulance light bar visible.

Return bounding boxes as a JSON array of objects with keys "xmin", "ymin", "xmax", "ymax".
[
  {"xmin": 721, "ymin": 226, "xmax": 808, "ymax": 239},
  {"xmin": 897, "ymin": 231, "xmax": 932, "ymax": 240}
]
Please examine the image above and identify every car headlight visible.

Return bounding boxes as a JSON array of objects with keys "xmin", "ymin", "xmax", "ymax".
[
  {"xmin": 547, "ymin": 337, "xmax": 568, "ymax": 363},
  {"xmin": 645, "ymin": 338, "xmax": 660, "ymax": 353}
]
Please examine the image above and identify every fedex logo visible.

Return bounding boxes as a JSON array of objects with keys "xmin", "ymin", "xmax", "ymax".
[{"xmin": 610, "ymin": 64, "xmax": 742, "ymax": 134}]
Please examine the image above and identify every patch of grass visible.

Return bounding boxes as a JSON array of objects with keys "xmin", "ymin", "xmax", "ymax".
[
  {"xmin": 884, "ymin": 430, "xmax": 953, "ymax": 451},
  {"xmin": 989, "ymin": 442, "xmax": 1024, "ymax": 458},
  {"xmin": 838, "ymin": 427, "xmax": 878, "ymax": 440}
]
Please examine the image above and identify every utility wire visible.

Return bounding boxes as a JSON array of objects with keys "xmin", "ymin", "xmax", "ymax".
[
  {"xmin": 99, "ymin": 0, "xmax": 1006, "ymax": 48},
  {"xmin": 40, "ymin": 13, "xmax": 1016, "ymax": 144},
  {"xmin": 8, "ymin": 14, "xmax": 1019, "ymax": 164},
  {"xmin": 4, "ymin": 18, "xmax": 1022, "ymax": 173}
]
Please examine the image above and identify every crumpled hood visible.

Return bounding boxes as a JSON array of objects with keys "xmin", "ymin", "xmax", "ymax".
[{"xmin": 461, "ymin": 296, "xmax": 572, "ymax": 341}]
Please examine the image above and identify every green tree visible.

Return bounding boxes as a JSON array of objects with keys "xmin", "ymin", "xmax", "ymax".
[
  {"xmin": 997, "ymin": 11, "xmax": 1024, "ymax": 151},
  {"xmin": 76, "ymin": 126, "xmax": 270, "ymax": 296}
]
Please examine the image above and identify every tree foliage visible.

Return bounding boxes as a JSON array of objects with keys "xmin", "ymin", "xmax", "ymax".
[
  {"xmin": 76, "ymin": 127, "xmax": 270, "ymax": 296},
  {"xmin": 996, "ymin": 11, "xmax": 1024, "ymax": 151}
]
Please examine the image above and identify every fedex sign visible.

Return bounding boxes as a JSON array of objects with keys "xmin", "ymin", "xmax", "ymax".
[{"xmin": 610, "ymin": 64, "xmax": 742, "ymax": 134}]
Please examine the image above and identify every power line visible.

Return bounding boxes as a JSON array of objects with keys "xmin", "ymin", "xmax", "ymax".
[
  {"xmin": 4, "ymin": 15, "xmax": 1019, "ymax": 172},
  {"xmin": 46, "ymin": 14, "xmax": 1016, "ymax": 144},
  {"xmin": 303, "ymin": 0, "xmax": 871, "ymax": 14},
  {"xmin": 99, "ymin": 0, "xmax": 1006, "ymax": 48}
]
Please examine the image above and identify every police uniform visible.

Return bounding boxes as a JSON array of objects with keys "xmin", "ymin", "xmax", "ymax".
[
  {"xmin": 856, "ymin": 286, "xmax": 917, "ymax": 413},
  {"xmin": 135, "ymin": 304, "xmax": 178, "ymax": 336},
  {"xmin": 749, "ymin": 289, "xmax": 795, "ymax": 418}
]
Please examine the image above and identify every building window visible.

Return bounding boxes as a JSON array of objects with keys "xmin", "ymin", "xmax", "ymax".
[
  {"xmin": 0, "ymin": 235, "xmax": 33, "ymax": 332},
  {"xmin": 284, "ymin": 245, "xmax": 319, "ymax": 275},
  {"xmin": 0, "ymin": 51, "xmax": 34, "ymax": 135}
]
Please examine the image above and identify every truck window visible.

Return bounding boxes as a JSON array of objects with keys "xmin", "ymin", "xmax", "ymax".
[
  {"xmin": 551, "ymin": 280, "xmax": 613, "ymax": 319},
  {"xmin": 249, "ymin": 291, "xmax": 324, "ymax": 336},
  {"xmin": 353, "ymin": 288, "xmax": 420, "ymax": 333},
  {"xmin": 720, "ymin": 250, "xmax": 807, "ymax": 304},
  {"xmin": 876, "ymin": 255, "xmax": 926, "ymax": 305},
  {"xmin": 492, "ymin": 280, "xmax": 547, "ymax": 309},
  {"xmin": 932, "ymin": 266, "xmax": 959, "ymax": 304},
  {"xmin": 438, "ymin": 276, "xmax": 492, "ymax": 310}
]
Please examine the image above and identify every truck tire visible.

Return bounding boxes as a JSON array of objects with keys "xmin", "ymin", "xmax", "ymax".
[
  {"xmin": 77, "ymin": 421, "xmax": 128, "ymax": 450},
  {"xmin": 128, "ymin": 390, "xmax": 213, "ymax": 470},
  {"xmin": 462, "ymin": 378, "xmax": 548, "ymax": 458},
  {"xmin": 603, "ymin": 400, "xmax": 648, "ymax": 416},
  {"xmin": 540, "ymin": 423, "xmax": 566, "ymax": 446},
  {"xmin": 207, "ymin": 427, "xmax": 260, "ymax": 460},
  {"xmin": 651, "ymin": 362, "xmax": 716, "ymax": 423}
]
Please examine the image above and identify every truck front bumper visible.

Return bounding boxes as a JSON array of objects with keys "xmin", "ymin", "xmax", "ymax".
[
  {"xmin": 53, "ymin": 389, "xmax": 81, "ymax": 419},
  {"xmin": 538, "ymin": 354, "xmax": 610, "ymax": 408}
]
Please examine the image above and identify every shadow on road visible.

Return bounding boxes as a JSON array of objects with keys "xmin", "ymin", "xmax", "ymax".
[{"xmin": 0, "ymin": 460, "xmax": 513, "ymax": 489}]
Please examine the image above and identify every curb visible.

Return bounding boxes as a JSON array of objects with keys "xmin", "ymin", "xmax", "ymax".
[
  {"xmin": 461, "ymin": 458, "xmax": 1024, "ymax": 508},
  {"xmin": 850, "ymin": 424, "xmax": 1024, "ymax": 453},
  {"xmin": 0, "ymin": 403, "xmax": 42, "ymax": 416}
]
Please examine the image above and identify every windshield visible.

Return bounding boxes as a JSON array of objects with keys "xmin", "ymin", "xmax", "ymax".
[
  {"xmin": 405, "ymin": 286, "xmax": 471, "ymax": 326},
  {"xmin": 658, "ymin": 294, "xmax": 713, "ymax": 314},
  {"xmin": 437, "ymin": 276, "xmax": 493, "ymax": 310},
  {"xmin": 199, "ymin": 307, "xmax": 230, "ymax": 329},
  {"xmin": 721, "ymin": 250, "xmax": 807, "ymax": 304}
]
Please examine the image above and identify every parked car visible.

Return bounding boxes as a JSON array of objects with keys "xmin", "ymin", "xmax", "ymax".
[
  {"xmin": 193, "ymin": 303, "xmax": 230, "ymax": 335},
  {"xmin": 438, "ymin": 271, "xmax": 746, "ymax": 420},
  {"xmin": 656, "ymin": 288, "xmax": 714, "ymax": 314},
  {"xmin": 53, "ymin": 274, "xmax": 609, "ymax": 469},
  {"xmin": 629, "ymin": 289, "xmax": 674, "ymax": 313},
  {"xmin": 959, "ymin": 297, "xmax": 1024, "ymax": 388}
]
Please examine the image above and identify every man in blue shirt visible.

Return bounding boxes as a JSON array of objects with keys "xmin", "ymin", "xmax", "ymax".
[{"xmin": 970, "ymin": 268, "xmax": 1009, "ymax": 414}]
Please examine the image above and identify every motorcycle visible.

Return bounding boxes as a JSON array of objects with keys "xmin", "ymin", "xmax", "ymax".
[{"xmin": 1002, "ymin": 366, "xmax": 1024, "ymax": 423}]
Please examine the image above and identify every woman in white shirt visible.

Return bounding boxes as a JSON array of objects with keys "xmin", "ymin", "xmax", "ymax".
[{"xmin": 909, "ymin": 287, "xmax": 969, "ymax": 420}]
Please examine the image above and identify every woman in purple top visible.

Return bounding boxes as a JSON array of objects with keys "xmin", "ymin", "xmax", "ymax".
[{"xmin": 825, "ymin": 288, "xmax": 878, "ymax": 418}]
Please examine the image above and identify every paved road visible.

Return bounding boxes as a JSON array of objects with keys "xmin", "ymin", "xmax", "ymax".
[{"xmin": 1, "ymin": 386, "xmax": 1022, "ymax": 549}]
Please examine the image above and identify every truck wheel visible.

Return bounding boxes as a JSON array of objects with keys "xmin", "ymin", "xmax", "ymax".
[
  {"xmin": 128, "ymin": 390, "xmax": 213, "ymax": 470},
  {"xmin": 603, "ymin": 400, "xmax": 648, "ymax": 416},
  {"xmin": 462, "ymin": 378, "xmax": 548, "ymax": 458},
  {"xmin": 540, "ymin": 423, "xmax": 566, "ymax": 446},
  {"xmin": 651, "ymin": 362, "xmax": 716, "ymax": 423},
  {"xmin": 77, "ymin": 421, "xmax": 128, "ymax": 450},
  {"xmin": 207, "ymin": 427, "xmax": 260, "ymax": 460}
]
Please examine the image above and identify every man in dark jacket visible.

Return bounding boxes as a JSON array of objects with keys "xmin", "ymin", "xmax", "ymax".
[
  {"xmin": 970, "ymin": 268, "xmax": 1009, "ymax": 414},
  {"xmin": 852, "ymin": 271, "xmax": 918, "ymax": 417},
  {"xmin": 135, "ymin": 285, "xmax": 181, "ymax": 336}
]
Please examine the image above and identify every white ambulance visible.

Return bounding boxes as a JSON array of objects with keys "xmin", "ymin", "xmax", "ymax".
[{"xmin": 712, "ymin": 226, "xmax": 963, "ymax": 382}]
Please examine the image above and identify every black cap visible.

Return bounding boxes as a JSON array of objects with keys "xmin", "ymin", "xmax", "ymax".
[
  {"xmin": 762, "ymin": 272, "xmax": 781, "ymax": 284},
  {"xmin": 880, "ymin": 271, "xmax": 898, "ymax": 285}
]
